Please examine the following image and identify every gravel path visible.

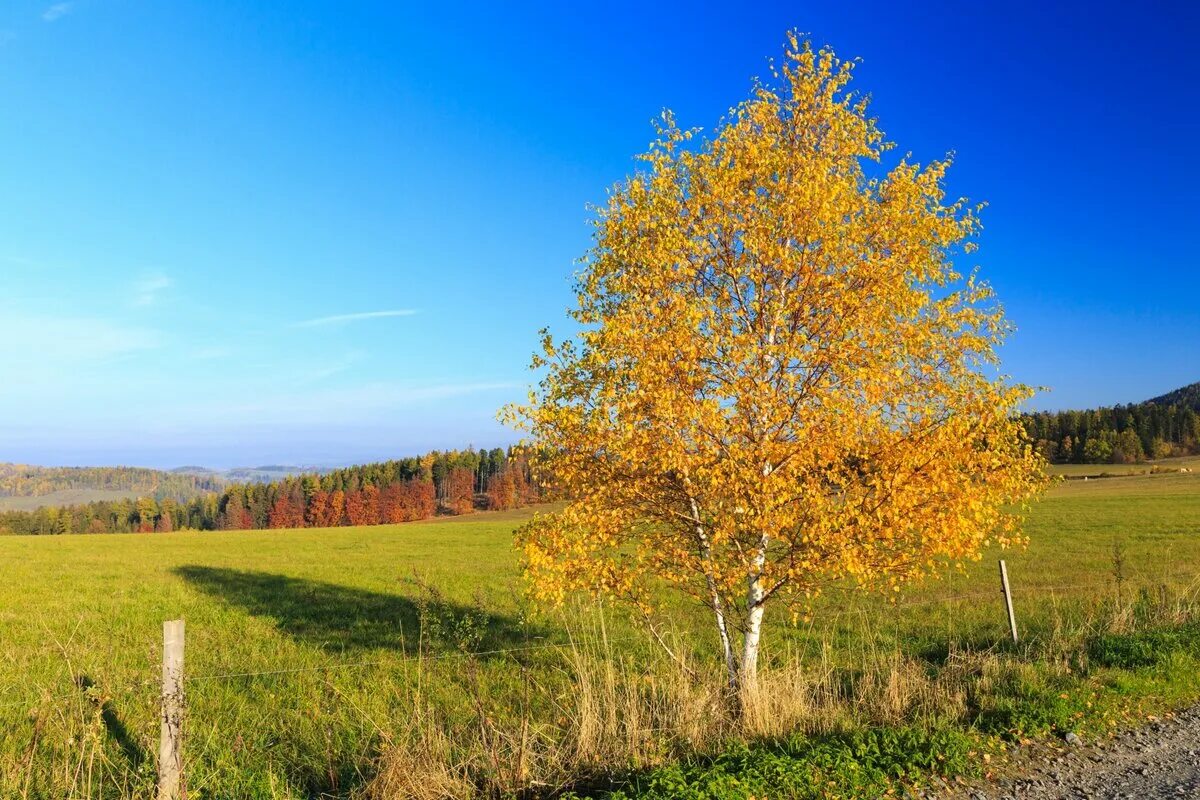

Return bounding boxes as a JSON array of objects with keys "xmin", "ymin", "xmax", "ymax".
[{"xmin": 938, "ymin": 705, "xmax": 1200, "ymax": 800}]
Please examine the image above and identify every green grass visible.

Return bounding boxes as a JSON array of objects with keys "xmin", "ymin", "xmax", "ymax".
[
  {"xmin": 1046, "ymin": 453, "xmax": 1200, "ymax": 479},
  {"xmin": 578, "ymin": 727, "xmax": 982, "ymax": 800},
  {"xmin": 2, "ymin": 476, "xmax": 1200, "ymax": 798}
]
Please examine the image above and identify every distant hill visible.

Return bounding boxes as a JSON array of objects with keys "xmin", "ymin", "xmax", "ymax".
[
  {"xmin": 169, "ymin": 465, "xmax": 220, "ymax": 475},
  {"xmin": 1147, "ymin": 381, "xmax": 1200, "ymax": 410},
  {"xmin": 221, "ymin": 465, "xmax": 333, "ymax": 483},
  {"xmin": 0, "ymin": 464, "xmax": 224, "ymax": 510},
  {"xmin": 0, "ymin": 462, "xmax": 342, "ymax": 512},
  {"xmin": 169, "ymin": 464, "xmax": 331, "ymax": 483},
  {"xmin": 1024, "ymin": 380, "xmax": 1200, "ymax": 464}
]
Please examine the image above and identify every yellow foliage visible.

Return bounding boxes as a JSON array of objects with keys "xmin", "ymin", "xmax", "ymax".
[{"xmin": 504, "ymin": 34, "xmax": 1047, "ymax": 683}]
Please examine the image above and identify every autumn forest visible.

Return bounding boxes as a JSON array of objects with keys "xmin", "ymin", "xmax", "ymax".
[{"xmin": 0, "ymin": 447, "xmax": 540, "ymax": 535}]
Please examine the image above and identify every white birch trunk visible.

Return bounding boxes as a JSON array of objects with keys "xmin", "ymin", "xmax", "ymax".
[
  {"xmin": 689, "ymin": 495, "xmax": 737, "ymax": 688},
  {"xmin": 740, "ymin": 572, "xmax": 765, "ymax": 700},
  {"xmin": 739, "ymin": 527, "xmax": 769, "ymax": 705},
  {"xmin": 703, "ymin": 582, "xmax": 737, "ymax": 691},
  {"xmin": 705, "ymin": 561, "xmax": 736, "ymax": 688},
  {"xmin": 738, "ymin": 456, "xmax": 774, "ymax": 703}
]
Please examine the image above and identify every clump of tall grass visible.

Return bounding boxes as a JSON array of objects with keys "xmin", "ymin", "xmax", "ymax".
[{"xmin": 368, "ymin": 580, "xmax": 1200, "ymax": 799}]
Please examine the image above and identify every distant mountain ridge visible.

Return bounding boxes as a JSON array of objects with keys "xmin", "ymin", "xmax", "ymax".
[
  {"xmin": 221, "ymin": 465, "xmax": 333, "ymax": 483},
  {"xmin": 1147, "ymin": 381, "xmax": 1200, "ymax": 409},
  {"xmin": 168, "ymin": 464, "xmax": 328, "ymax": 482}
]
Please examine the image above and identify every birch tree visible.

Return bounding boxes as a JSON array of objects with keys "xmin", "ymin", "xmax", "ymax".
[{"xmin": 506, "ymin": 34, "xmax": 1047, "ymax": 703}]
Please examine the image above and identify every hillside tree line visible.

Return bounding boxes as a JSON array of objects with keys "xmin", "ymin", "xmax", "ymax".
[
  {"xmin": 1022, "ymin": 399, "xmax": 1200, "ymax": 464},
  {"xmin": 0, "ymin": 447, "xmax": 540, "ymax": 535}
]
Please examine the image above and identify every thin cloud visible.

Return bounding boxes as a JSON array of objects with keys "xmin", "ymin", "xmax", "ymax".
[
  {"xmin": 42, "ymin": 3, "xmax": 73, "ymax": 22},
  {"xmin": 292, "ymin": 350, "xmax": 368, "ymax": 385},
  {"xmin": 293, "ymin": 309, "xmax": 419, "ymax": 328},
  {"xmin": 132, "ymin": 273, "xmax": 171, "ymax": 307}
]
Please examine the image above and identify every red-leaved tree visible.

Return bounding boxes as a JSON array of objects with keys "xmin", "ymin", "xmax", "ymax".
[
  {"xmin": 444, "ymin": 468, "xmax": 476, "ymax": 515},
  {"xmin": 402, "ymin": 479, "xmax": 436, "ymax": 520},
  {"xmin": 268, "ymin": 494, "xmax": 305, "ymax": 529}
]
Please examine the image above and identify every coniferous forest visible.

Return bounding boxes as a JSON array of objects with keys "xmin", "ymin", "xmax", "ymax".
[
  {"xmin": 0, "ymin": 447, "xmax": 540, "ymax": 535},
  {"xmin": 1021, "ymin": 382, "xmax": 1200, "ymax": 464}
]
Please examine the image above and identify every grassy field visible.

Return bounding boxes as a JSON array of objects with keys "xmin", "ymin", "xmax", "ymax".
[
  {"xmin": 0, "ymin": 488, "xmax": 139, "ymax": 511},
  {"xmin": 2, "ymin": 474, "xmax": 1200, "ymax": 798},
  {"xmin": 1046, "ymin": 453, "xmax": 1200, "ymax": 479}
]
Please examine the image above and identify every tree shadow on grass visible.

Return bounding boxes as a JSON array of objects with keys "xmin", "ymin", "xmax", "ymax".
[
  {"xmin": 76, "ymin": 675, "xmax": 146, "ymax": 770},
  {"xmin": 174, "ymin": 566, "xmax": 539, "ymax": 656},
  {"xmin": 911, "ymin": 633, "xmax": 1014, "ymax": 666}
]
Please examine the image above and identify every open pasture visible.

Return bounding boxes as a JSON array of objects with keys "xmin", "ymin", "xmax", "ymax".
[
  {"xmin": 0, "ymin": 488, "xmax": 140, "ymax": 512},
  {"xmin": 2, "ymin": 474, "xmax": 1200, "ymax": 798},
  {"xmin": 1046, "ymin": 454, "xmax": 1200, "ymax": 479}
]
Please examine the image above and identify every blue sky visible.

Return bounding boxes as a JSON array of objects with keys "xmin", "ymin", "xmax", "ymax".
[{"xmin": 0, "ymin": 1, "xmax": 1196, "ymax": 468}]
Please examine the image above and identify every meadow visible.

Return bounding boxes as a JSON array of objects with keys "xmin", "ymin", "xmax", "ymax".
[
  {"xmin": 0, "ymin": 488, "xmax": 139, "ymax": 512},
  {"xmin": 2, "ymin": 471, "xmax": 1200, "ymax": 799},
  {"xmin": 1048, "ymin": 454, "xmax": 1200, "ymax": 479}
]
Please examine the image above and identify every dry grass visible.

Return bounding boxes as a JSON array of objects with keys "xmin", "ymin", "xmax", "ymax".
[
  {"xmin": 368, "ymin": 716, "xmax": 475, "ymax": 800},
  {"xmin": 366, "ymin": 581, "xmax": 1200, "ymax": 799}
]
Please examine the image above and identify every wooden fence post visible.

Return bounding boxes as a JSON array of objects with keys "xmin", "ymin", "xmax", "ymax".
[
  {"xmin": 998, "ymin": 560, "xmax": 1018, "ymax": 644},
  {"xmin": 158, "ymin": 620, "xmax": 185, "ymax": 800}
]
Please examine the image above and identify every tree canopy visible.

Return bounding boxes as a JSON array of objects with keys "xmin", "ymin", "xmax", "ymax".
[{"xmin": 508, "ymin": 34, "xmax": 1047, "ymax": 700}]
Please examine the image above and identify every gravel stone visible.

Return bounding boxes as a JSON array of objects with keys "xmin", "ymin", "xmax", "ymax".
[{"xmin": 940, "ymin": 705, "xmax": 1200, "ymax": 800}]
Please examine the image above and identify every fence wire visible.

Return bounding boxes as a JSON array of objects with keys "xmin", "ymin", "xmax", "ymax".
[{"xmin": 2, "ymin": 573, "xmax": 1195, "ymax": 714}]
